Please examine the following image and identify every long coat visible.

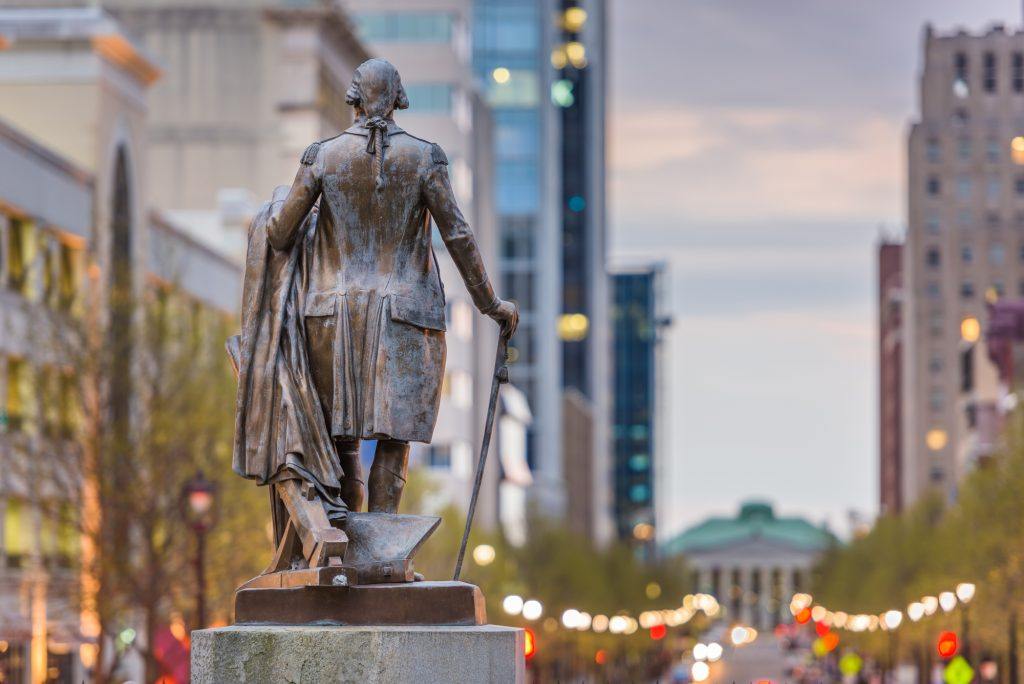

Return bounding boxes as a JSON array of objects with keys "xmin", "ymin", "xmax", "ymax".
[{"xmin": 265, "ymin": 119, "xmax": 497, "ymax": 443}]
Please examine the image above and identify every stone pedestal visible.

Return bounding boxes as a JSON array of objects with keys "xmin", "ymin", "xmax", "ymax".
[{"xmin": 191, "ymin": 624, "xmax": 525, "ymax": 684}]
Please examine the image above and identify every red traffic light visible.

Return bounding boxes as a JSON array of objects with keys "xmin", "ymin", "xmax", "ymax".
[
  {"xmin": 814, "ymin": 621, "xmax": 830, "ymax": 638},
  {"xmin": 524, "ymin": 627, "xmax": 537, "ymax": 660},
  {"xmin": 937, "ymin": 630, "xmax": 958, "ymax": 659},
  {"xmin": 649, "ymin": 624, "xmax": 667, "ymax": 640}
]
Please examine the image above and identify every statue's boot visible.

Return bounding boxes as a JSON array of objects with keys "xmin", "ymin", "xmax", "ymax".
[
  {"xmin": 277, "ymin": 479, "xmax": 348, "ymax": 567},
  {"xmin": 368, "ymin": 439, "xmax": 410, "ymax": 513},
  {"xmin": 336, "ymin": 438, "xmax": 365, "ymax": 512}
]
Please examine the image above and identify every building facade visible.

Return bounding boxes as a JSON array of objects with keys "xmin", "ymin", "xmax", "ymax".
[
  {"xmin": 554, "ymin": 0, "xmax": 611, "ymax": 543},
  {"xmin": 878, "ymin": 240, "xmax": 904, "ymax": 514},
  {"xmin": 473, "ymin": 0, "xmax": 566, "ymax": 518},
  {"xmin": 903, "ymin": 23, "xmax": 1024, "ymax": 506},
  {"xmin": 662, "ymin": 501, "xmax": 836, "ymax": 630},
  {"xmin": 610, "ymin": 264, "xmax": 669, "ymax": 553}
]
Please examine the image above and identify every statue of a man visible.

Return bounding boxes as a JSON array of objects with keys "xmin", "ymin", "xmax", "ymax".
[{"xmin": 230, "ymin": 58, "xmax": 517, "ymax": 572}]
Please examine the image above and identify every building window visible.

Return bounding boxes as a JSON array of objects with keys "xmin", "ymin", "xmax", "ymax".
[
  {"xmin": 956, "ymin": 175, "xmax": 972, "ymax": 201},
  {"xmin": 926, "ymin": 138, "xmax": 941, "ymax": 162},
  {"xmin": 355, "ymin": 12, "xmax": 454, "ymax": 43},
  {"xmin": 962, "ymin": 244, "xmax": 973, "ymax": 263},
  {"xmin": 958, "ymin": 138, "xmax": 972, "ymax": 160},
  {"xmin": 959, "ymin": 209, "xmax": 972, "ymax": 229},
  {"xmin": 1018, "ymin": 279, "xmax": 1024, "ymax": 296},
  {"xmin": 926, "ymin": 246, "xmax": 941, "ymax": 268},
  {"xmin": 988, "ymin": 176, "xmax": 1002, "ymax": 203},
  {"xmin": 929, "ymin": 356, "xmax": 943, "ymax": 373},
  {"xmin": 987, "ymin": 212, "xmax": 1001, "ymax": 230},
  {"xmin": 955, "ymin": 51, "xmax": 969, "ymax": 83},
  {"xmin": 927, "ymin": 281, "xmax": 942, "ymax": 299},
  {"xmin": 3, "ymin": 498, "xmax": 29, "ymax": 568},
  {"xmin": 994, "ymin": 281, "xmax": 1006, "ymax": 297},
  {"xmin": 930, "ymin": 388, "xmax": 945, "ymax": 411},
  {"xmin": 990, "ymin": 243, "xmax": 1006, "ymax": 265},
  {"xmin": 926, "ymin": 215, "xmax": 941, "ymax": 234},
  {"xmin": 404, "ymin": 83, "xmax": 454, "ymax": 114},
  {"xmin": 983, "ymin": 51, "xmax": 997, "ymax": 93},
  {"xmin": 1015, "ymin": 52, "xmax": 1024, "ymax": 92},
  {"xmin": 961, "ymin": 281, "xmax": 975, "ymax": 299},
  {"xmin": 4, "ymin": 357, "xmax": 33, "ymax": 433},
  {"xmin": 426, "ymin": 444, "xmax": 451, "ymax": 468},
  {"xmin": 988, "ymin": 139, "xmax": 1002, "ymax": 162},
  {"xmin": 927, "ymin": 176, "xmax": 941, "ymax": 196},
  {"xmin": 5, "ymin": 218, "xmax": 35, "ymax": 297}
]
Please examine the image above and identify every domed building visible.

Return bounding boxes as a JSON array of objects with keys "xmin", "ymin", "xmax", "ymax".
[{"xmin": 662, "ymin": 500, "xmax": 838, "ymax": 629}]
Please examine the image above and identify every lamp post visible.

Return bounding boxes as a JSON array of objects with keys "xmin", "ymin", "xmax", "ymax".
[
  {"xmin": 956, "ymin": 583, "xmax": 976, "ymax": 662},
  {"xmin": 181, "ymin": 471, "xmax": 217, "ymax": 629}
]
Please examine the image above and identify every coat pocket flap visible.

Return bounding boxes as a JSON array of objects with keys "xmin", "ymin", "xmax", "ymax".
[
  {"xmin": 304, "ymin": 292, "xmax": 337, "ymax": 317},
  {"xmin": 390, "ymin": 294, "xmax": 446, "ymax": 331}
]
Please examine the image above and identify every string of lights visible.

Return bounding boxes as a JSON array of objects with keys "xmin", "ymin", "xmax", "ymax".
[{"xmin": 789, "ymin": 582, "xmax": 976, "ymax": 632}]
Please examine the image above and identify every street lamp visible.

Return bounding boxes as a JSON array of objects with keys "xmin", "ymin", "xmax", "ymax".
[
  {"xmin": 180, "ymin": 471, "xmax": 217, "ymax": 630},
  {"xmin": 957, "ymin": 582, "xmax": 976, "ymax": 662}
]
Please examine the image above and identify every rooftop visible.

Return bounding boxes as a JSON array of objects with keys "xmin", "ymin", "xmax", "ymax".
[{"xmin": 662, "ymin": 500, "xmax": 838, "ymax": 556}]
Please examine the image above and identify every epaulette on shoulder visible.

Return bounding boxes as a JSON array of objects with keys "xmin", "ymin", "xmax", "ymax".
[
  {"xmin": 430, "ymin": 142, "xmax": 448, "ymax": 166},
  {"xmin": 300, "ymin": 142, "xmax": 320, "ymax": 165}
]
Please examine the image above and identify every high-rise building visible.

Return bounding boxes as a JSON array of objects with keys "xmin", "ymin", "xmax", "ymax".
[
  {"xmin": 101, "ymin": 0, "xmax": 370, "ymax": 257},
  {"xmin": 345, "ymin": 0, "xmax": 507, "ymax": 529},
  {"xmin": 553, "ymin": 0, "xmax": 611, "ymax": 544},
  {"xmin": 878, "ymin": 239, "xmax": 904, "ymax": 515},
  {"xmin": 904, "ymin": 23, "xmax": 1024, "ymax": 506},
  {"xmin": 473, "ymin": 0, "xmax": 566, "ymax": 517},
  {"xmin": 610, "ymin": 264, "xmax": 669, "ymax": 553}
]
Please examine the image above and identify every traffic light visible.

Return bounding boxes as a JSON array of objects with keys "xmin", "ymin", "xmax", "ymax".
[
  {"xmin": 649, "ymin": 624, "xmax": 667, "ymax": 640},
  {"xmin": 524, "ymin": 627, "xmax": 537, "ymax": 660},
  {"xmin": 937, "ymin": 630, "xmax": 959, "ymax": 659}
]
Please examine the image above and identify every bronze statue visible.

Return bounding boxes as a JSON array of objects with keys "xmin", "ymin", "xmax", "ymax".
[{"xmin": 229, "ymin": 58, "xmax": 517, "ymax": 598}]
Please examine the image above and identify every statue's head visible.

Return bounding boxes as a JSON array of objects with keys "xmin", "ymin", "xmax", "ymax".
[{"xmin": 345, "ymin": 58, "xmax": 409, "ymax": 119}]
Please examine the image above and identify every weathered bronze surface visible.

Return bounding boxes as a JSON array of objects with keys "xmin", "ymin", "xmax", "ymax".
[
  {"xmin": 234, "ymin": 581, "xmax": 487, "ymax": 627},
  {"xmin": 228, "ymin": 58, "xmax": 517, "ymax": 609}
]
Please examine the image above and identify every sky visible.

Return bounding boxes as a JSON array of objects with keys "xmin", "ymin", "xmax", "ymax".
[{"xmin": 607, "ymin": 0, "xmax": 1024, "ymax": 540}]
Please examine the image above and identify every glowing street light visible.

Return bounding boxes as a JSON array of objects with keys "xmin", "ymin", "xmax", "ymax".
[
  {"xmin": 522, "ymin": 600, "xmax": 543, "ymax": 621},
  {"xmin": 939, "ymin": 592, "xmax": 957, "ymax": 613},
  {"xmin": 472, "ymin": 544, "xmax": 495, "ymax": 566},
  {"xmin": 706, "ymin": 642, "xmax": 723, "ymax": 662},
  {"xmin": 502, "ymin": 595, "xmax": 524, "ymax": 616},
  {"xmin": 691, "ymin": 661, "xmax": 710, "ymax": 682},
  {"xmin": 883, "ymin": 610, "xmax": 903, "ymax": 630},
  {"xmin": 922, "ymin": 596, "xmax": 939, "ymax": 616},
  {"xmin": 907, "ymin": 602, "xmax": 925, "ymax": 622},
  {"xmin": 561, "ymin": 609, "xmax": 581, "ymax": 629},
  {"xmin": 692, "ymin": 643, "xmax": 708, "ymax": 661},
  {"xmin": 956, "ymin": 582, "xmax": 976, "ymax": 604}
]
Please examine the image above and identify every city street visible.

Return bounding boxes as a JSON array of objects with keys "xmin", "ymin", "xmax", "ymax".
[{"xmin": 711, "ymin": 640, "xmax": 789, "ymax": 684}]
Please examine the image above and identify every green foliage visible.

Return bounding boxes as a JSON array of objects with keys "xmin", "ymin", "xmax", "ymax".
[
  {"xmin": 813, "ymin": 411, "xmax": 1024, "ymax": 660},
  {"xmin": 402, "ymin": 477, "xmax": 695, "ymax": 678}
]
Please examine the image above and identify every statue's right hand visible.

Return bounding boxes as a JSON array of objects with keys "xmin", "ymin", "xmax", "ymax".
[{"xmin": 488, "ymin": 299, "xmax": 519, "ymax": 338}]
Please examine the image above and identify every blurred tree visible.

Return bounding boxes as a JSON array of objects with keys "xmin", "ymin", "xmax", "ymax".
[
  {"xmin": 25, "ymin": 272, "xmax": 266, "ymax": 683},
  {"xmin": 813, "ymin": 410, "xmax": 1024, "ymax": 669}
]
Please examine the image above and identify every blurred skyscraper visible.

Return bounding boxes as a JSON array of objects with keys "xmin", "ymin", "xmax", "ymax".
[
  {"xmin": 903, "ymin": 23, "xmax": 1024, "ymax": 507},
  {"xmin": 473, "ymin": 0, "xmax": 611, "ymax": 543},
  {"xmin": 878, "ymin": 239, "xmax": 903, "ymax": 514},
  {"xmin": 610, "ymin": 263, "xmax": 669, "ymax": 555}
]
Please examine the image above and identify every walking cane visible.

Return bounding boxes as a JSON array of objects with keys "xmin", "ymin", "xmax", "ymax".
[{"xmin": 453, "ymin": 330, "xmax": 510, "ymax": 581}]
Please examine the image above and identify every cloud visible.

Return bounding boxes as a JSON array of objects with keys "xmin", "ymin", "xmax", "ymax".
[{"xmin": 610, "ymin": 106, "xmax": 904, "ymax": 225}]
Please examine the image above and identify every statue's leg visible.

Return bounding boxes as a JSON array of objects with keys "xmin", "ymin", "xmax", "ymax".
[
  {"xmin": 336, "ymin": 438, "xmax": 365, "ymax": 512},
  {"xmin": 276, "ymin": 479, "xmax": 348, "ymax": 567},
  {"xmin": 368, "ymin": 439, "xmax": 410, "ymax": 513}
]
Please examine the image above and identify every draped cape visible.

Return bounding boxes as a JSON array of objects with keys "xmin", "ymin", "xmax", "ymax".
[{"xmin": 229, "ymin": 187, "xmax": 346, "ymax": 529}]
